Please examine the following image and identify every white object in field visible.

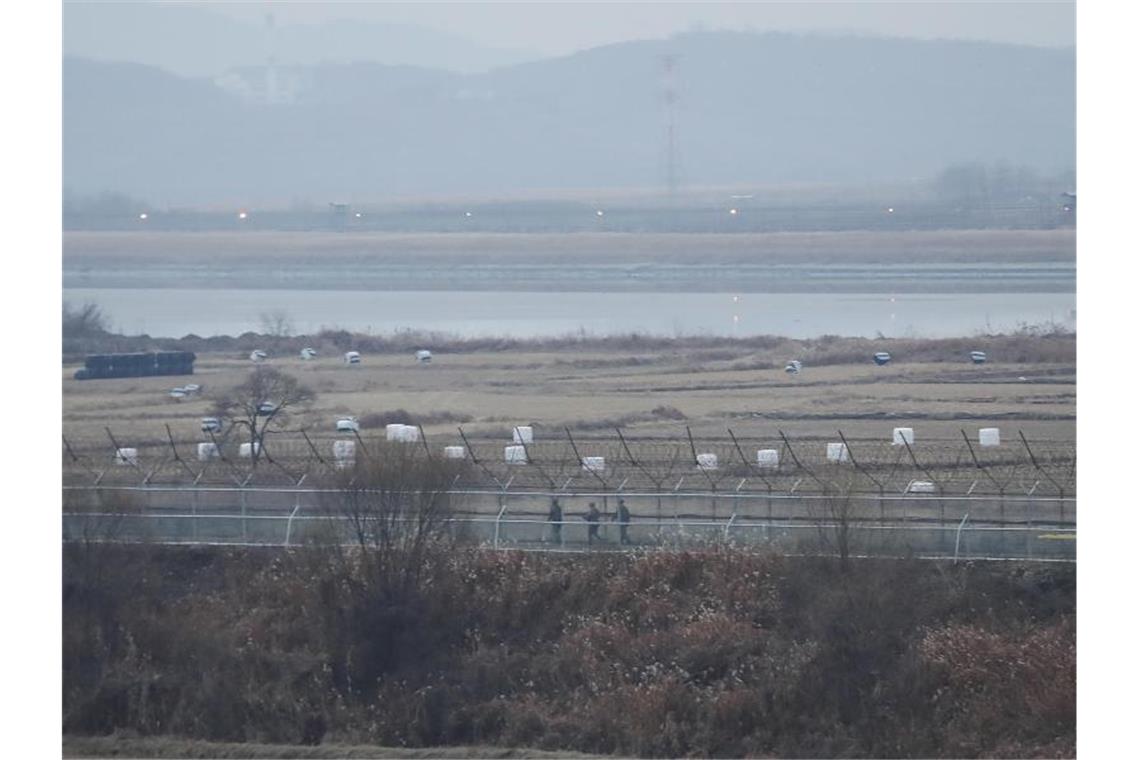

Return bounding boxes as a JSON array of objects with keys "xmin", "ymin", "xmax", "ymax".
[
  {"xmin": 581, "ymin": 456, "xmax": 606, "ymax": 473},
  {"xmin": 826, "ymin": 442, "xmax": 850, "ymax": 463},
  {"xmin": 696, "ymin": 453, "xmax": 718, "ymax": 471},
  {"xmin": 343, "ymin": 351, "xmax": 361, "ymax": 364},
  {"xmin": 873, "ymin": 352, "xmax": 892, "ymax": 365},
  {"xmin": 415, "ymin": 349, "xmax": 433, "ymax": 363},
  {"xmin": 114, "ymin": 447, "xmax": 138, "ymax": 466},
  {"xmin": 907, "ymin": 480, "xmax": 936, "ymax": 494},
  {"xmin": 169, "ymin": 388, "xmax": 188, "ymax": 400},
  {"xmin": 512, "ymin": 426, "xmax": 534, "ymax": 444},
  {"xmin": 505, "ymin": 445, "xmax": 528, "ymax": 465},
  {"xmin": 892, "ymin": 427, "xmax": 915, "ymax": 446},
  {"xmin": 336, "ymin": 417, "xmax": 359, "ymax": 433},
  {"xmin": 201, "ymin": 417, "xmax": 222, "ymax": 433},
  {"xmin": 756, "ymin": 449, "xmax": 779, "ymax": 468},
  {"xmin": 256, "ymin": 402, "xmax": 277, "ymax": 416},
  {"xmin": 250, "ymin": 350, "xmax": 267, "ymax": 362},
  {"xmin": 970, "ymin": 351, "xmax": 987, "ymax": 364},
  {"xmin": 197, "ymin": 442, "xmax": 219, "ymax": 461},
  {"xmin": 300, "ymin": 347, "xmax": 317, "ymax": 360},
  {"xmin": 332, "ymin": 439, "xmax": 356, "ymax": 467},
  {"xmin": 385, "ymin": 423, "xmax": 420, "ymax": 442},
  {"xmin": 785, "ymin": 360, "xmax": 802, "ymax": 374},
  {"xmin": 182, "ymin": 383, "xmax": 201, "ymax": 394},
  {"xmin": 444, "ymin": 445, "xmax": 467, "ymax": 460},
  {"xmin": 979, "ymin": 428, "xmax": 1001, "ymax": 447},
  {"xmin": 239, "ymin": 442, "xmax": 261, "ymax": 458}
]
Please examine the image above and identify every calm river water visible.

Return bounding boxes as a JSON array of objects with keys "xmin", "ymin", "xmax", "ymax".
[{"xmin": 64, "ymin": 288, "xmax": 1076, "ymax": 339}]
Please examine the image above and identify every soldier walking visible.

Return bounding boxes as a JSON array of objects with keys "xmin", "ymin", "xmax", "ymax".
[
  {"xmin": 613, "ymin": 498, "xmax": 632, "ymax": 545},
  {"xmin": 548, "ymin": 497, "xmax": 563, "ymax": 545},
  {"xmin": 585, "ymin": 502, "xmax": 602, "ymax": 545}
]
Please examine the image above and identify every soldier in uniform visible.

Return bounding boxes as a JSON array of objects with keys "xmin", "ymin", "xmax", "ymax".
[
  {"xmin": 585, "ymin": 502, "xmax": 602, "ymax": 545},
  {"xmin": 548, "ymin": 497, "xmax": 563, "ymax": 544},
  {"xmin": 613, "ymin": 498, "xmax": 632, "ymax": 545}
]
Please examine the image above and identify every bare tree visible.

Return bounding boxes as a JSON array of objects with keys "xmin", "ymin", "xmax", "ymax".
[
  {"xmin": 259, "ymin": 308, "xmax": 295, "ymax": 338},
  {"xmin": 211, "ymin": 367, "xmax": 315, "ymax": 466},
  {"xmin": 806, "ymin": 475, "xmax": 869, "ymax": 567},
  {"xmin": 325, "ymin": 447, "xmax": 465, "ymax": 599},
  {"xmin": 63, "ymin": 301, "xmax": 110, "ymax": 338}
]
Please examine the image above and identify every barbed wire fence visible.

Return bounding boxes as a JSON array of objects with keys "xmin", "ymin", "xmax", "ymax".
[
  {"xmin": 61, "ymin": 423, "xmax": 1076, "ymax": 561},
  {"xmin": 62, "ymin": 423, "xmax": 1076, "ymax": 496}
]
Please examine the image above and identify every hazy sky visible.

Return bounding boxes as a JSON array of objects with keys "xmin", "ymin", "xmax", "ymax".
[{"xmin": 199, "ymin": 1, "xmax": 1074, "ymax": 53}]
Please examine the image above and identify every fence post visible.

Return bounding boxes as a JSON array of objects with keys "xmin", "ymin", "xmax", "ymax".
[
  {"xmin": 1026, "ymin": 497, "xmax": 1034, "ymax": 560},
  {"xmin": 285, "ymin": 494, "xmax": 303, "ymax": 547},
  {"xmin": 240, "ymin": 487, "xmax": 248, "ymax": 542},
  {"xmin": 723, "ymin": 513, "xmax": 737, "ymax": 544},
  {"xmin": 954, "ymin": 513, "xmax": 969, "ymax": 563},
  {"xmin": 494, "ymin": 501, "xmax": 508, "ymax": 550},
  {"xmin": 192, "ymin": 487, "xmax": 199, "ymax": 541}
]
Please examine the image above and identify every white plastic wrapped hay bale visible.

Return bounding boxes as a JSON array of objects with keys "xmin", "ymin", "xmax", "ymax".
[
  {"xmin": 907, "ymin": 480, "xmax": 936, "ymax": 494},
  {"xmin": 415, "ymin": 349, "xmax": 432, "ymax": 363},
  {"xmin": 332, "ymin": 440, "xmax": 356, "ymax": 468},
  {"xmin": 343, "ymin": 351, "xmax": 361, "ymax": 365},
  {"xmin": 250, "ymin": 350, "xmax": 267, "ymax": 362},
  {"xmin": 386, "ymin": 423, "xmax": 407, "ymax": 441},
  {"xmin": 756, "ymin": 449, "xmax": 779, "ymax": 468},
  {"xmin": 300, "ymin": 347, "xmax": 317, "ymax": 360},
  {"xmin": 114, "ymin": 447, "xmax": 138, "ymax": 466},
  {"xmin": 398, "ymin": 425, "xmax": 421, "ymax": 443},
  {"xmin": 196, "ymin": 442, "xmax": 219, "ymax": 461},
  {"xmin": 581, "ymin": 456, "xmax": 606, "ymax": 474},
  {"xmin": 979, "ymin": 428, "xmax": 1001, "ymax": 447},
  {"xmin": 336, "ymin": 417, "xmax": 359, "ymax": 433},
  {"xmin": 892, "ymin": 427, "xmax": 915, "ymax": 446},
  {"xmin": 696, "ymin": 453, "xmax": 718, "ymax": 471},
  {"xmin": 505, "ymin": 445, "xmax": 528, "ymax": 465},
  {"xmin": 512, "ymin": 426, "xmax": 534, "ymax": 444},
  {"xmin": 826, "ymin": 442, "xmax": 849, "ymax": 463},
  {"xmin": 239, "ymin": 442, "xmax": 261, "ymax": 458},
  {"xmin": 444, "ymin": 446, "xmax": 467, "ymax": 460}
]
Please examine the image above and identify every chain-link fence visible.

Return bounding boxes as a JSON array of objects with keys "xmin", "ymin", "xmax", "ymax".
[{"xmin": 63, "ymin": 483, "xmax": 1076, "ymax": 562}]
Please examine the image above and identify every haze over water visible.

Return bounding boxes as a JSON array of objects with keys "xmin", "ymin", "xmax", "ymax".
[{"xmin": 65, "ymin": 288, "xmax": 1075, "ymax": 340}]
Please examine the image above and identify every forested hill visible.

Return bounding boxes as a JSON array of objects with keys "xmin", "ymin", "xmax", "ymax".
[{"xmin": 64, "ymin": 31, "xmax": 1074, "ymax": 205}]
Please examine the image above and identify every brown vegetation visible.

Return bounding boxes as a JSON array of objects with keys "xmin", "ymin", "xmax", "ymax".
[
  {"xmin": 61, "ymin": 323, "xmax": 1075, "ymax": 367},
  {"xmin": 63, "ymin": 540, "xmax": 1074, "ymax": 757}
]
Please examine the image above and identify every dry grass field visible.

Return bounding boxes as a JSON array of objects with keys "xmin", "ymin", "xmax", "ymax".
[
  {"xmin": 65, "ymin": 229, "xmax": 1074, "ymax": 268},
  {"xmin": 62, "ymin": 339, "xmax": 1075, "ymax": 452}
]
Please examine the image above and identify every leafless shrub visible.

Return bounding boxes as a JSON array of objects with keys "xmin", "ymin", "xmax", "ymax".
[
  {"xmin": 63, "ymin": 301, "xmax": 110, "ymax": 338},
  {"xmin": 650, "ymin": 405, "xmax": 687, "ymax": 420},
  {"xmin": 258, "ymin": 308, "xmax": 295, "ymax": 338},
  {"xmin": 323, "ymin": 447, "xmax": 467, "ymax": 596}
]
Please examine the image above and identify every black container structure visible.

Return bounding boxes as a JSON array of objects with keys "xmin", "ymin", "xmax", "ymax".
[{"xmin": 73, "ymin": 351, "xmax": 196, "ymax": 380}]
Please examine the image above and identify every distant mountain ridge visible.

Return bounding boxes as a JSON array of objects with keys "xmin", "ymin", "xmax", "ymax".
[
  {"xmin": 63, "ymin": 31, "xmax": 1075, "ymax": 206},
  {"xmin": 63, "ymin": 1, "xmax": 539, "ymax": 76}
]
